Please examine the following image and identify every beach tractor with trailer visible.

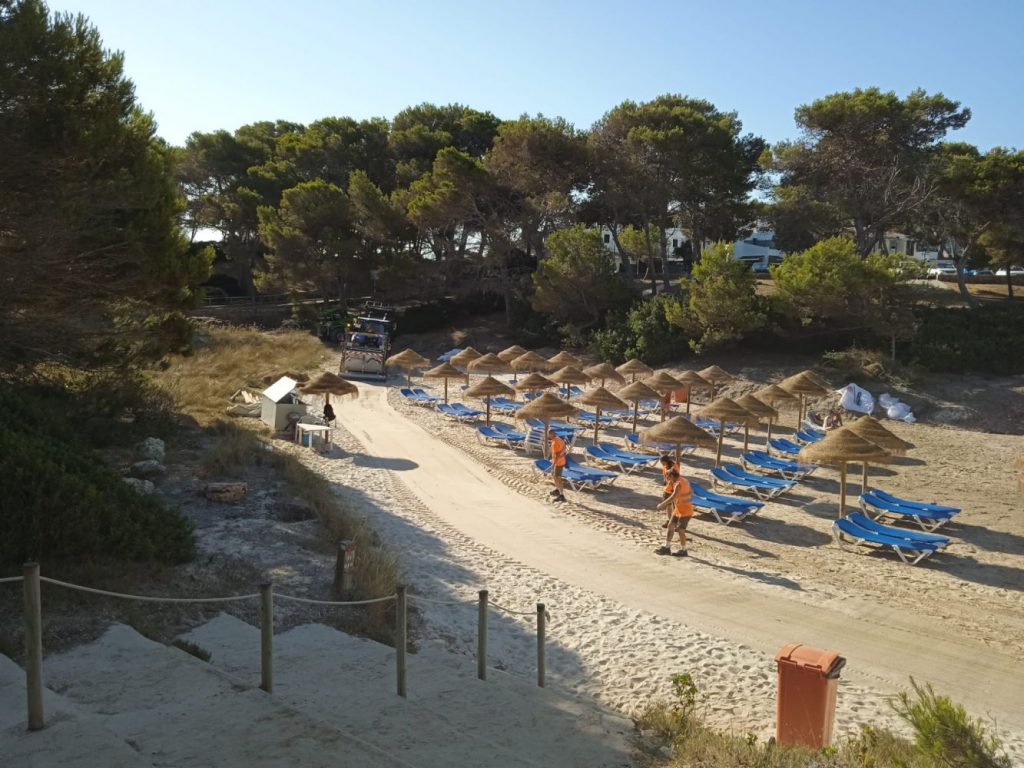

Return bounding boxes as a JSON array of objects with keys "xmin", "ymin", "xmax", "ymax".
[{"xmin": 337, "ymin": 301, "xmax": 397, "ymax": 381}]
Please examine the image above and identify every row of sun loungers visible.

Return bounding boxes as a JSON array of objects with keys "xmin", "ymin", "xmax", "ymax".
[{"xmin": 859, "ymin": 489, "xmax": 960, "ymax": 531}]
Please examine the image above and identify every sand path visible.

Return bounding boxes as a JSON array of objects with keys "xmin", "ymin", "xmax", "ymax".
[{"xmin": 343, "ymin": 381, "xmax": 1023, "ymax": 740}]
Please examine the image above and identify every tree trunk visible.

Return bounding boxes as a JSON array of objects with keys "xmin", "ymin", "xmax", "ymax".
[
  {"xmin": 950, "ymin": 244, "xmax": 978, "ymax": 308},
  {"xmin": 609, "ymin": 227, "xmax": 633, "ymax": 281},
  {"xmin": 642, "ymin": 225, "xmax": 656, "ymax": 295},
  {"xmin": 659, "ymin": 225, "xmax": 671, "ymax": 291},
  {"xmin": 1008, "ymin": 269, "xmax": 1015, "ymax": 300}
]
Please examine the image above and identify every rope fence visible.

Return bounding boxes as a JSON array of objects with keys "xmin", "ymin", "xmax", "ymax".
[{"xmin": 3, "ymin": 564, "xmax": 551, "ymax": 731}]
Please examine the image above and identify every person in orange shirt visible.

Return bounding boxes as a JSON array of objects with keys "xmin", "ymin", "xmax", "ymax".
[
  {"xmin": 548, "ymin": 427, "xmax": 567, "ymax": 503},
  {"xmin": 655, "ymin": 469, "xmax": 694, "ymax": 557},
  {"xmin": 658, "ymin": 455, "xmax": 678, "ymax": 528}
]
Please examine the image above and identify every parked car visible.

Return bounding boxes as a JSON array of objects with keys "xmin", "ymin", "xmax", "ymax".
[
  {"xmin": 995, "ymin": 267, "xmax": 1024, "ymax": 276},
  {"xmin": 926, "ymin": 266, "xmax": 957, "ymax": 278},
  {"xmin": 966, "ymin": 268, "xmax": 994, "ymax": 277},
  {"xmin": 751, "ymin": 263, "xmax": 771, "ymax": 275}
]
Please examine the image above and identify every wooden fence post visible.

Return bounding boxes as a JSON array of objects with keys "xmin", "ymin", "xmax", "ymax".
[
  {"xmin": 23, "ymin": 562, "xmax": 44, "ymax": 731},
  {"xmin": 259, "ymin": 582, "xmax": 273, "ymax": 694},
  {"xmin": 536, "ymin": 603, "xmax": 546, "ymax": 689},
  {"xmin": 396, "ymin": 586, "xmax": 407, "ymax": 698},
  {"xmin": 332, "ymin": 540, "xmax": 353, "ymax": 596},
  {"xmin": 477, "ymin": 590, "xmax": 488, "ymax": 681}
]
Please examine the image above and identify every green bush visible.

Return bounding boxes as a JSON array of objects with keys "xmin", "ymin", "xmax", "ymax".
[
  {"xmin": 589, "ymin": 294, "xmax": 692, "ymax": 365},
  {"xmin": 893, "ymin": 678, "xmax": 1011, "ymax": 768},
  {"xmin": 910, "ymin": 304, "xmax": 1024, "ymax": 375},
  {"xmin": 397, "ymin": 292, "xmax": 503, "ymax": 335},
  {"xmin": 0, "ymin": 384, "xmax": 194, "ymax": 565}
]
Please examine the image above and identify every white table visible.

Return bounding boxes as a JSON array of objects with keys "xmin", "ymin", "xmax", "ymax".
[{"xmin": 295, "ymin": 423, "xmax": 331, "ymax": 448}]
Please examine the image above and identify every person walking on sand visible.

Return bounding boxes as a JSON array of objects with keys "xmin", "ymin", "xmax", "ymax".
[
  {"xmin": 548, "ymin": 427, "xmax": 567, "ymax": 503},
  {"xmin": 655, "ymin": 469, "xmax": 694, "ymax": 557},
  {"xmin": 658, "ymin": 455, "xmax": 678, "ymax": 528}
]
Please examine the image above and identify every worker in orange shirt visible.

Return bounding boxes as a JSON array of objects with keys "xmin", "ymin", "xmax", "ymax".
[
  {"xmin": 655, "ymin": 469, "xmax": 694, "ymax": 557},
  {"xmin": 548, "ymin": 427, "xmax": 567, "ymax": 503}
]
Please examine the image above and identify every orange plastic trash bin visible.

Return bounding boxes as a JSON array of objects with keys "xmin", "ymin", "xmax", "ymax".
[{"xmin": 775, "ymin": 643, "xmax": 846, "ymax": 749}]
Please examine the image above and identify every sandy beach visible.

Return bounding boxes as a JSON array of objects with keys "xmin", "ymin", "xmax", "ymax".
[{"xmin": 284, "ymin": 369, "xmax": 1024, "ymax": 760}]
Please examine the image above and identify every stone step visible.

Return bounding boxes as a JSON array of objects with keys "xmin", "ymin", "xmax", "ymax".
[
  {"xmin": 185, "ymin": 613, "xmax": 634, "ymax": 768},
  {"xmin": 0, "ymin": 653, "xmax": 156, "ymax": 768},
  {"xmin": 41, "ymin": 624, "xmax": 414, "ymax": 768}
]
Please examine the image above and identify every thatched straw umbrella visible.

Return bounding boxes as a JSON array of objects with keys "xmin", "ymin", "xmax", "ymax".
[
  {"xmin": 778, "ymin": 370, "xmax": 831, "ymax": 428},
  {"xmin": 698, "ymin": 365, "xmax": 734, "ymax": 400},
  {"xmin": 698, "ymin": 398, "xmax": 760, "ymax": 466},
  {"xmin": 617, "ymin": 358, "xmax": 653, "ymax": 382},
  {"xmin": 298, "ymin": 371, "xmax": 359, "ymax": 405},
  {"xmin": 514, "ymin": 372, "xmax": 557, "ymax": 400},
  {"xmin": 754, "ymin": 384, "xmax": 798, "ymax": 441},
  {"xmin": 497, "ymin": 345, "xmax": 529, "ymax": 362},
  {"xmin": 675, "ymin": 370, "xmax": 712, "ymax": 416},
  {"xmin": 846, "ymin": 417, "xmax": 914, "ymax": 490},
  {"xmin": 498, "ymin": 345, "xmax": 530, "ymax": 381},
  {"xmin": 734, "ymin": 394, "xmax": 779, "ymax": 452},
  {"xmin": 618, "ymin": 381, "xmax": 662, "ymax": 434},
  {"xmin": 261, "ymin": 370, "xmax": 309, "ymax": 385},
  {"xmin": 514, "ymin": 392, "xmax": 579, "ymax": 458},
  {"xmin": 388, "ymin": 348, "xmax": 431, "ymax": 386},
  {"xmin": 424, "ymin": 362, "xmax": 464, "ymax": 403},
  {"xmin": 465, "ymin": 376, "xmax": 515, "ymax": 426},
  {"xmin": 641, "ymin": 416, "xmax": 717, "ymax": 465},
  {"xmin": 644, "ymin": 371, "xmax": 684, "ymax": 422},
  {"xmin": 468, "ymin": 353, "xmax": 512, "ymax": 376},
  {"xmin": 548, "ymin": 350, "xmax": 583, "ymax": 369},
  {"xmin": 799, "ymin": 428, "xmax": 891, "ymax": 516},
  {"xmin": 584, "ymin": 362, "xmax": 626, "ymax": 388},
  {"xmin": 512, "ymin": 351, "xmax": 553, "ymax": 374},
  {"xmin": 579, "ymin": 387, "xmax": 627, "ymax": 445},
  {"xmin": 449, "ymin": 346, "xmax": 482, "ymax": 376},
  {"xmin": 550, "ymin": 365, "xmax": 590, "ymax": 400}
]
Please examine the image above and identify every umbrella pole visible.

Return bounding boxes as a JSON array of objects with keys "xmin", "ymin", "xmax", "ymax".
[
  {"xmin": 839, "ymin": 462, "xmax": 847, "ymax": 517},
  {"xmin": 862, "ymin": 461, "xmax": 869, "ymax": 495},
  {"xmin": 797, "ymin": 395, "xmax": 804, "ymax": 429},
  {"xmin": 486, "ymin": 397, "xmax": 491, "ymax": 427},
  {"xmin": 685, "ymin": 385, "xmax": 692, "ymax": 416},
  {"xmin": 407, "ymin": 370, "xmax": 411, "ymax": 387},
  {"xmin": 444, "ymin": 379, "xmax": 449, "ymax": 404},
  {"xmin": 632, "ymin": 401, "xmax": 639, "ymax": 434},
  {"xmin": 716, "ymin": 429, "xmax": 724, "ymax": 467},
  {"xmin": 675, "ymin": 444, "xmax": 681, "ymax": 465},
  {"xmin": 743, "ymin": 425, "xmax": 749, "ymax": 452},
  {"xmin": 593, "ymin": 408, "xmax": 599, "ymax": 445},
  {"xmin": 767, "ymin": 416, "xmax": 774, "ymax": 443},
  {"xmin": 544, "ymin": 419, "xmax": 550, "ymax": 460}
]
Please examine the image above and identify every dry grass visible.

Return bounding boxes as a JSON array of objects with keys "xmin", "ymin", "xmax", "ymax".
[{"xmin": 152, "ymin": 325, "xmax": 329, "ymax": 425}]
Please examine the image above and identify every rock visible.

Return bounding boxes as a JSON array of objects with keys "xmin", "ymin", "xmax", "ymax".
[
  {"xmin": 137, "ymin": 437, "xmax": 166, "ymax": 462},
  {"xmin": 129, "ymin": 460, "xmax": 166, "ymax": 478},
  {"xmin": 204, "ymin": 482, "xmax": 248, "ymax": 502},
  {"xmin": 275, "ymin": 497, "xmax": 316, "ymax": 522},
  {"xmin": 122, "ymin": 477, "xmax": 155, "ymax": 495}
]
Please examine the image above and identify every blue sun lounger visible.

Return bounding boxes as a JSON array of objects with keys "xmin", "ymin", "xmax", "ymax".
[
  {"xmin": 565, "ymin": 457, "xmax": 619, "ymax": 486},
  {"xmin": 584, "ymin": 445, "xmax": 651, "ymax": 474},
  {"xmin": 576, "ymin": 409, "xmax": 617, "ymax": 425},
  {"xmin": 794, "ymin": 429, "xmax": 824, "ymax": 444},
  {"xmin": 477, "ymin": 425, "xmax": 526, "ymax": 448},
  {"xmin": 859, "ymin": 490, "xmax": 960, "ymax": 531},
  {"xmin": 450, "ymin": 402, "xmax": 484, "ymax": 418},
  {"xmin": 694, "ymin": 416, "xmax": 740, "ymax": 436},
  {"xmin": 689, "ymin": 480, "xmax": 763, "ymax": 525},
  {"xmin": 534, "ymin": 459, "xmax": 599, "ymax": 492},
  {"xmin": 833, "ymin": 516, "xmax": 942, "ymax": 565},
  {"xmin": 400, "ymin": 387, "xmax": 439, "ymax": 405},
  {"xmin": 490, "ymin": 397, "xmax": 522, "ymax": 413},
  {"xmin": 558, "ymin": 385, "xmax": 585, "ymax": 398},
  {"xmin": 767, "ymin": 437, "xmax": 803, "ymax": 456},
  {"xmin": 597, "ymin": 443, "xmax": 661, "ymax": 465},
  {"xmin": 845, "ymin": 512, "xmax": 951, "ymax": 550},
  {"xmin": 868, "ymin": 489, "xmax": 961, "ymax": 515},
  {"xmin": 710, "ymin": 464, "xmax": 795, "ymax": 500},
  {"xmin": 742, "ymin": 450, "xmax": 817, "ymax": 480}
]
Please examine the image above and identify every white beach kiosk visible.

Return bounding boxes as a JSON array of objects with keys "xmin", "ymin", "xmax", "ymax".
[{"xmin": 260, "ymin": 376, "xmax": 307, "ymax": 433}]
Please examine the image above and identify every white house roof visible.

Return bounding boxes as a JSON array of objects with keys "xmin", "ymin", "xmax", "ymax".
[{"xmin": 262, "ymin": 376, "xmax": 298, "ymax": 403}]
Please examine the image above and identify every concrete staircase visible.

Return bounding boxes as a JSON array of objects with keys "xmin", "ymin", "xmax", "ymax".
[{"xmin": 0, "ymin": 617, "xmax": 634, "ymax": 768}]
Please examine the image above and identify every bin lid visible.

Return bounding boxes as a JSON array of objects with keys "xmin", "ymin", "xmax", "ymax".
[{"xmin": 775, "ymin": 643, "xmax": 846, "ymax": 677}]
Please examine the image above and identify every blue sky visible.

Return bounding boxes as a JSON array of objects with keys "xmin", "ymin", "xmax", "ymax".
[{"xmin": 62, "ymin": 0, "xmax": 1023, "ymax": 150}]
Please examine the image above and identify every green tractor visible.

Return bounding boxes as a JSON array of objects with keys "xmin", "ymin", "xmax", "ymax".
[{"xmin": 315, "ymin": 308, "xmax": 352, "ymax": 343}]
